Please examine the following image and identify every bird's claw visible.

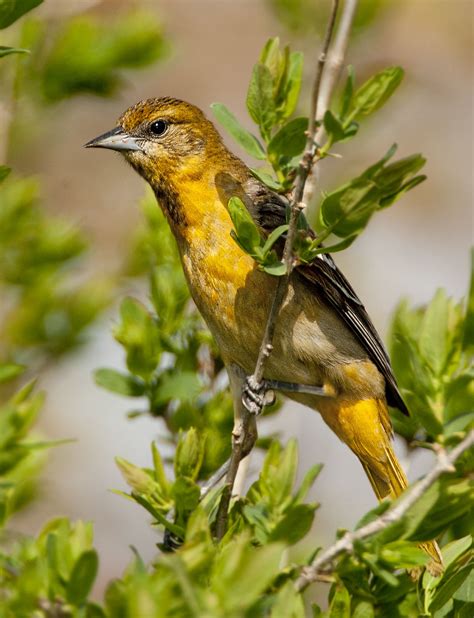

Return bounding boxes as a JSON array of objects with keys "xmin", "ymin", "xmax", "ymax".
[{"xmin": 242, "ymin": 377, "xmax": 275, "ymax": 414}]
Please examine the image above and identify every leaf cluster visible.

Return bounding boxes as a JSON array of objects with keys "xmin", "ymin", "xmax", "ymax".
[
  {"xmin": 0, "ymin": 173, "xmax": 111, "ymax": 359},
  {"xmin": 0, "ymin": 373, "xmax": 47, "ymax": 524},
  {"xmin": 214, "ymin": 40, "xmax": 425, "ymax": 272},
  {"xmin": 389, "ymin": 263, "xmax": 474, "ymax": 445},
  {"xmin": 0, "ymin": 3, "xmax": 166, "ymax": 103},
  {"xmin": 212, "ymin": 37, "xmax": 305, "ymax": 191},
  {"xmin": 109, "ymin": 439, "xmax": 323, "ymax": 618},
  {"xmin": 0, "ymin": 518, "xmax": 100, "ymax": 617},
  {"xmin": 227, "ymin": 196, "xmax": 289, "ymax": 275},
  {"xmin": 37, "ymin": 10, "xmax": 167, "ymax": 102}
]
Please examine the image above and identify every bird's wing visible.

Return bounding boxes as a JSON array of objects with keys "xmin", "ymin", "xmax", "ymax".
[
  {"xmin": 297, "ymin": 255, "xmax": 408, "ymax": 415},
  {"xmin": 243, "ymin": 177, "xmax": 409, "ymax": 415}
]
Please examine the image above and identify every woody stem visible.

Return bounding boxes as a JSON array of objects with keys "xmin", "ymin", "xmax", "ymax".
[{"xmin": 214, "ymin": 0, "xmax": 341, "ymax": 541}]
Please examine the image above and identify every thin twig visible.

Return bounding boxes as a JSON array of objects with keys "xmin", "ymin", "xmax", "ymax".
[
  {"xmin": 200, "ymin": 458, "xmax": 230, "ymax": 499},
  {"xmin": 214, "ymin": 0, "xmax": 340, "ymax": 541},
  {"xmin": 250, "ymin": 0, "xmax": 340, "ymax": 392},
  {"xmin": 304, "ymin": 0, "xmax": 359, "ymax": 205},
  {"xmin": 295, "ymin": 430, "xmax": 474, "ymax": 591},
  {"xmin": 317, "ymin": 0, "xmax": 359, "ymax": 126},
  {"xmin": 215, "ymin": 405, "xmax": 252, "ymax": 539}
]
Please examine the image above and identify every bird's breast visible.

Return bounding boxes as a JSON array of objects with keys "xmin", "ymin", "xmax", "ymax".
[{"xmin": 179, "ymin": 198, "xmax": 276, "ymax": 364}]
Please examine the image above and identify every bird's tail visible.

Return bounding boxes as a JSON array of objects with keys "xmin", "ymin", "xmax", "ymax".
[
  {"xmin": 361, "ymin": 444, "xmax": 444, "ymax": 576},
  {"xmin": 317, "ymin": 395, "xmax": 444, "ymax": 576}
]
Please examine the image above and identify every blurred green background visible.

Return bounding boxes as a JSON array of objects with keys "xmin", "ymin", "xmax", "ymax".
[{"xmin": 1, "ymin": 0, "xmax": 471, "ymax": 596}]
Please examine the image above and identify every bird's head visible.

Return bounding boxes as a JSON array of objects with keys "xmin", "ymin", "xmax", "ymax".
[{"xmin": 85, "ymin": 97, "xmax": 227, "ymax": 188}]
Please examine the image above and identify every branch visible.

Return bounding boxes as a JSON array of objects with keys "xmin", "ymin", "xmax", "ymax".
[
  {"xmin": 295, "ymin": 430, "xmax": 474, "ymax": 591},
  {"xmin": 214, "ymin": 0, "xmax": 341, "ymax": 541},
  {"xmin": 215, "ymin": 385, "xmax": 257, "ymax": 539},
  {"xmin": 249, "ymin": 0, "xmax": 340, "ymax": 398},
  {"xmin": 304, "ymin": 0, "xmax": 359, "ymax": 204},
  {"xmin": 317, "ymin": 0, "xmax": 359, "ymax": 126}
]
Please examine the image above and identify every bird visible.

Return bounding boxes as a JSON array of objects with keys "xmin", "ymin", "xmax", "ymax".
[{"xmin": 85, "ymin": 96, "xmax": 442, "ymax": 572}]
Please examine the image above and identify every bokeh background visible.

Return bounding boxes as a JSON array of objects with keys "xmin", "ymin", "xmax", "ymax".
[{"xmin": 2, "ymin": 0, "xmax": 472, "ymax": 596}]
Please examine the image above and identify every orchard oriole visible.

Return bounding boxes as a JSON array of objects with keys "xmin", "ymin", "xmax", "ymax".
[{"xmin": 86, "ymin": 97, "xmax": 442, "ymax": 572}]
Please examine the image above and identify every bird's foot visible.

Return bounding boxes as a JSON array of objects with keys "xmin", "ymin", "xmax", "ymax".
[
  {"xmin": 161, "ymin": 528, "xmax": 183, "ymax": 553},
  {"xmin": 242, "ymin": 376, "xmax": 276, "ymax": 415}
]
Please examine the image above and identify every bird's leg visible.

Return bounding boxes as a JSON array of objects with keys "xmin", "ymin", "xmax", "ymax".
[
  {"xmin": 243, "ymin": 376, "xmax": 333, "ymax": 414},
  {"xmin": 265, "ymin": 379, "xmax": 334, "ymax": 397}
]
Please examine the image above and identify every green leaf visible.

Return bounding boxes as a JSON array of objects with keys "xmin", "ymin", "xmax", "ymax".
[
  {"xmin": 302, "ymin": 234, "xmax": 358, "ymax": 262},
  {"xmin": 329, "ymin": 584, "xmax": 351, "ymax": 617},
  {"xmin": 212, "ymin": 537, "xmax": 284, "ymax": 613},
  {"xmin": 419, "ymin": 289, "xmax": 450, "ymax": 375},
  {"xmin": 94, "ymin": 368, "xmax": 145, "ymax": 397},
  {"xmin": 85, "ymin": 603, "xmax": 107, "ymax": 618},
  {"xmin": 280, "ymin": 51, "xmax": 303, "ymax": 119},
  {"xmin": 350, "ymin": 66, "xmax": 404, "ymax": 118},
  {"xmin": 227, "ymin": 196, "xmax": 262, "ymax": 254},
  {"xmin": 152, "ymin": 441, "xmax": 170, "ymax": 491},
  {"xmin": 437, "ymin": 535, "xmax": 471, "ymax": 573},
  {"xmin": 262, "ymin": 225, "xmax": 289, "ymax": 256},
  {"xmin": 260, "ymin": 37, "xmax": 281, "ymax": 72},
  {"xmin": 66, "ymin": 550, "xmax": 99, "ymax": 605},
  {"xmin": 293, "ymin": 463, "xmax": 322, "ymax": 503},
  {"xmin": 0, "ymin": 46, "xmax": 29, "ymax": 57},
  {"xmin": 0, "ymin": 0, "xmax": 43, "ymax": 29},
  {"xmin": 323, "ymin": 110, "xmax": 346, "ymax": 142},
  {"xmin": 268, "ymin": 117, "xmax": 308, "ymax": 160},
  {"xmin": 380, "ymin": 541, "xmax": 428, "ymax": 568},
  {"xmin": 262, "ymin": 261, "xmax": 287, "ymax": 276},
  {"xmin": 270, "ymin": 581, "xmax": 305, "ymax": 617},
  {"xmin": 273, "ymin": 439, "xmax": 298, "ymax": 504},
  {"xmin": 115, "ymin": 457, "xmax": 156, "ymax": 495},
  {"xmin": 175, "ymin": 428, "xmax": 205, "ymax": 481},
  {"xmin": 211, "ymin": 103, "xmax": 266, "ymax": 160},
  {"xmin": 429, "ymin": 564, "xmax": 473, "ymax": 612},
  {"xmin": 153, "ymin": 371, "xmax": 201, "ymax": 406},
  {"xmin": 251, "ymin": 168, "xmax": 282, "ymax": 191},
  {"xmin": 316, "ymin": 145, "xmax": 425, "ymax": 241},
  {"xmin": 352, "ymin": 601, "xmax": 374, "ymax": 618},
  {"xmin": 379, "ymin": 174, "xmax": 426, "ymax": 209},
  {"xmin": 0, "ymin": 363, "xmax": 24, "ymax": 383},
  {"xmin": 269, "ymin": 503, "xmax": 317, "ymax": 544},
  {"xmin": 463, "ymin": 248, "xmax": 474, "ymax": 351},
  {"xmin": 340, "ymin": 65, "xmax": 355, "ymax": 120},
  {"xmin": 318, "ymin": 179, "xmax": 377, "ymax": 238},
  {"xmin": 0, "ymin": 165, "xmax": 10, "ymax": 182},
  {"xmin": 246, "ymin": 63, "xmax": 275, "ymax": 139},
  {"xmin": 454, "ymin": 569, "xmax": 474, "ymax": 602},
  {"xmin": 172, "ymin": 476, "xmax": 201, "ymax": 512}
]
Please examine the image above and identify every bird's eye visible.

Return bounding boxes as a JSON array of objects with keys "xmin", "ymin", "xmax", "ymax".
[{"xmin": 149, "ymin": 119, "xmax": 168, "ymax": 136}]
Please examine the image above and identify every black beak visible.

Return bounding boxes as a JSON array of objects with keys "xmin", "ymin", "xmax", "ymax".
[{"xmin": 84, "ymin": 126, "xmax": 142, "ymax": 152}]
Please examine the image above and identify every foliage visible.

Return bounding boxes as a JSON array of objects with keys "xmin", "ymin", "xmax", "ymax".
[
  {"xmin": 0, "ymin": 174, "xmax": 111, "ymax": 359},
  {"xmin": 389, "ymin": 266, "xmax": 474, "ymax": 446},
  {"xmin": 0, "ymin": 3, "xmax": 472, "ymax": 618},
  {"xmin": 213, "ymin": 39, "xmax": 424, "ymax": 268},
  {"xmin": 36, "ymin": 11, "xmax": 167, "ymax": 102}
]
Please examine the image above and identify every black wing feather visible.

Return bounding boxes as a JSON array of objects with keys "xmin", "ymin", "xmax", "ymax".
[{"xmin": 298, "ymin": 255, "xmax": 409, "ymax": 415}]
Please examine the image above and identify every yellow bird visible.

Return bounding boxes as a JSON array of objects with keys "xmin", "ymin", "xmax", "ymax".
[{"xmin": 86, "ymin": 97, "xmax": 442, "ymax": 572}]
